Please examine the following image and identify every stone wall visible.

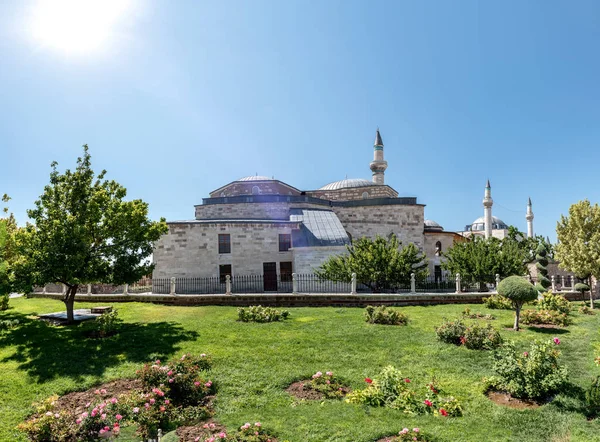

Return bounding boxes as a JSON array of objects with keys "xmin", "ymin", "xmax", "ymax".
[
  {"xmin": 209, "ymin": 180, "xmax": 301, "ymax": 198},
  {"xmin": 423, "ymin": 232, "xmax": 463, "ymax": 274},
  {"xmin": 194, "ymin": 201, "xmax": 329, "ymax": 221},
  {"xmin": 293, "ymin": 246, "xmax": 347, "ymax": 274},
  {"xmin": 153, "ymin": 221, "xmax": 299, "ymax": 278},
  {"xmin": 307, "ymin": 184, "xmax": 397, "ymax": 201},
  {"xmin": 333, "ymin": 204, "xmax": 424, "ymax": 248}
]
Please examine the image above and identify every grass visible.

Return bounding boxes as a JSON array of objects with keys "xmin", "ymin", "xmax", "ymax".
[{"xmin": 1, "ymin": 298, "xmax": 600, "ymax": 441}]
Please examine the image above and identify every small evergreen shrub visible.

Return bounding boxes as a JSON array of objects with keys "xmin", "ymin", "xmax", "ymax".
[
  {"xmin": 346, "ymin": 366, "xmax": 462, "ymax": 416},
  {"xmin": 536, "ymin": 291, "xmax": 571, "ymax": 315},
  {"xmin": 365, "ymin": 305, "xmax": 408, "ymax": 325},
  {"xmin": 482, "ymin": 295, "xmax": 513, "ymax": 310},
  {"xmin": 462, "ymin": 323, "xmax": 503, "ymax": 350},
  {"xmin": 0, "ymin": 293, "xmax": 9, "ymax": 311},
  {"xmin": 585, "ymin": 376, "xmax": 600, "ymax": 418},
  {"xmin": 575, "ymin": 283, "xmax": 590, "ymax": 294},
  {"xmin": 0, "ymin": 318, "xmax": 19, "ymax": 330},
  {"xmin": 435, "ymin": 319, "xmax": 466, "ymax": 345},
  {"xmin": 93, "ymin": 309, "xmax": 121, "ymax": 337},
  {"xmin": 521, "ymin": 309, "xmax": 571, "ymax": 326},
  {"xmin": 485, "ymin": 339, "xmax": 567, "ymax": 400},
  {"xmin": 237, "ymin": 305, "xmax": 290, "ymax": 323}
]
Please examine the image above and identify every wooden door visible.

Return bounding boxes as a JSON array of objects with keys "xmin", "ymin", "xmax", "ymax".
[{"xmin": 263, "ymin": 262, "xmax": 278, "ymax": 292}]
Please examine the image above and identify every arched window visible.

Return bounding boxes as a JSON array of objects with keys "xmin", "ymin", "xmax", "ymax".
[
  {"xmin": 252, "ymin": 186, "xmax": 260, "ymax": 195},
  {"xmin": 435, "ymin": 241, "xmax": 442, "ymax": 256},
  {"xmin": 362, "ymin": 192, "xmax": 369, "ymax": 199},
  {"xmin": 346, "ymin": 231, "xmax": 353, "ymax": 244}
]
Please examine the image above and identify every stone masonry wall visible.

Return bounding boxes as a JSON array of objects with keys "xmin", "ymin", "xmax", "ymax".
[
  {"xmin": 293, "ymin": 246, "xmax": 348, "ymax": 274},
  {"xmin": 194, "ymin": 201, "xmax": 329, "ymax": 221},
  {"xmin": 153, "ymin": 221, "xmax": 299, "ymax": 278},
  {"xmin": 333, "ymin": 204, "xmax": 425, "ymax": 248},
  {"xmin": 423, "ymin": 232, "xmax": 460, "ymax": 274},
  {"xmin": 307, "ymin": 185, "xmax": 397, "ymax": 201}
]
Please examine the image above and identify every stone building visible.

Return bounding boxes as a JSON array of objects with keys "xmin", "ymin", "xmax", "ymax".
[{"xmin": 152, "ymin": 130, "xmax": 535, "ymax": 287}]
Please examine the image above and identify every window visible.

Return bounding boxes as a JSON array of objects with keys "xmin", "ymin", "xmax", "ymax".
[
  {"xmin": 218, "ymin": 234, "xmax": 231, "ymax": 254},
  {"xmin": 219, "ymin": 264, "xmax": 232, "ymax": 283},
  {"xmin": 435, "ymin": 241, "xmax": 442, "ymax": 255},
  {"xmin": 252, "ymin": 186, "xmax": 260, "ymax": 195},
  {"xmin": 280, "ymin": 261, "xmax": 293, "ymax": 282},
  {"xmin": 362, "ymin": 192, "xmax": 369, "ymax": 199},
  {"xmin": 279, "ymin": 233, "xmax": 291, "ymax": 251}
]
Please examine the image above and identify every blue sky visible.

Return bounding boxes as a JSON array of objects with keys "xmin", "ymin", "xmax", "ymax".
[{"xmin": 1, "ymin": 0, "xmax": 599, "ymax": 241}]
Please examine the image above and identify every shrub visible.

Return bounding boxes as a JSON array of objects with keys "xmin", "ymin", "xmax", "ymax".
[
  {"xmin": 497, "ymin": 276, "xmax": 538, "ymax": 330},
  {"xmin": 0, "ymin": 318, "xmax": 19, "ymax": 330},
  {"xmin": 346, "ymin": 366, "xmax": 462, "ymax": 416},
  {"xmin": 192, "ymin": 422, "xmax": 275, "ymax": 441},
  {"xmin": 75, "ymin": 394, "xmax": 124, "ymax": 441},
  {"xmin": 384, "ymin": 428, "xmax": 435, "ymax": 441},
  {"xmin": 579, "ymin": 305, "xmax": 595, "ymax": 315},
  {"xmin": 237, "ymin": 305, "xmax": 290, "ymax": 323},
  {"xmin": 435, "ymin": 318, "xmax": 466, "ymax": 345},
  {"xmin": 585, "ymin": 376, "xmax": 600, "ymax": 418},
  {"xmin": 536, "ymin": 291, "xmax": 571, "ymax": 315},
  {"xmin": 116, "ymin": 388, "xmax": 174, "ymax": 439},
  {"xmin": 93, "ymin": 309, "xmax": 121, "ymax": 337},
  {"xmin": 137, "ymin": 353, "xmax": 213, "ymax": 407},
  {"xmin": 462, "ymin": 323, "xmax": 503, "ymax": 350},
  {"xmin": 0, "ymin": 293, "xmax": 9, "ymax": 311},
  {"xmin": 486, "ymin": 339, "xmax": 567, "ymax": 400},
  {"xmin": 365, "ymin": 305, "xmax": 408, "ymax": 325},
  {"xmin": 482, "ymin": 295, "xmax": 513, "ymax": 310},
  {"xmin": 17, "ymin": 396, "xmax": 77, "ymax": 442},
  {"xmin": 304, "ymin": 370, "xmax": 347, "ymax": 399},
  {"xmin": 535, "ymin": 244, "xmax": 552, "ymax": 293},
  {"xmin": 461, "ymin": 307, "xmax": 495, "ymax": 320},
  {"xmin": 521, "ymin": 309, "xmax": 571, "ymax": 327}
]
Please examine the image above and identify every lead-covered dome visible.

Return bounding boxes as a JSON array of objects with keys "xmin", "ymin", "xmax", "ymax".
[
  {"xmin": 424, "ymin": 219, "xmax": 444, "ymax": 232},
  {"xmin": 236, "ymin": 175, "xmax": 273, "ymax": 182},
  {"xmin": 469, "ymin": 215, "xmax": 508, "ymax": 231},
  {"xmin": 319, "ymin": 178, "xmax": 375, "ymax": 191}
]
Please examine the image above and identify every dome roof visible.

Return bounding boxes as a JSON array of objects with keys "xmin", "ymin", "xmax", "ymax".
[
  {"xmin": 236, "ymin": 175, "xmax": 273, "ymax": 182},
  {"xmin": 424, "ymin": 219, "xmax": 444, "ymax": 231},
  {"xmin": 319, "ymin": 178, "xmax": 375, "ymax": 191},
  {"xmin": 469, "ymin": 215, "xmax": 509, "ymax": 231}
]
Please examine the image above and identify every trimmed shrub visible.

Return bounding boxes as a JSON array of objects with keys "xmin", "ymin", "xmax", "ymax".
[
  {"xmin": 346, "ymin": 366, "xmax": 462, "ymax": 416},
  {"xmin": 521, "ymin": 309, "xmax": 571, "ymax": 327},
  {"xmin": 535, "ymin": 244, "xmax": 551, "ymax": 293},
  {"xmin": 237, "ymin": 305, "xmax": 290, "ymax": 323},
  {"xmin": 434, "ymin": 319, "xmax": 466, "ymax": 345},
  {"xmin": 536, "ymin": 291, "xmax": 571, "ymax": 315},
  {"xmin": 486, "ymin": 339, "xmax": 567, "ymax": 400},
  {"xmin": 575, "ymin": 283, "xmax": 590, "ymax": 295},
  {"xmin": 585, "ymin": 376, "xmax": 600, "ymax": 418},
  {"xmin": 0, "ymin": 293, "xmax": 9, "ymax": 311},
  {"xmin": 462, "ymin": 324, "xmax": 503, "ymax": 350},
  {"xmin": 497, "ymin": 276, "xmax": 538, "ymax": 330},
  {"xmin": 482, "ymin": 295, "xmax": 513, "ymax": 310},
  {"xmin": 365, "ymin": 305, "xmax": 408, "ymax": 325}
]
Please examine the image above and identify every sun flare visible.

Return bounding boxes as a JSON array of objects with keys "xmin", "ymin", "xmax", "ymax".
[{"xmin": 29, "ymin": 0, "xmax": 133, "ymax": 55}]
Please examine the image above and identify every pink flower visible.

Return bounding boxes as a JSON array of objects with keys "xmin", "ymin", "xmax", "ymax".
[
  {"xmin": 218, "ymin": 432, "xmax": 227, "ymax": 438},
  {"xmin": 241, "ymin": 423, "xmax": 251, "ymax": 430},
  {"xmin": 312, "ymin": 372, "xmax": 323, "ymax": 379},
  {"xmin": 181, "ymin": 354, "xmax": 186, "ymax": 360},
  {"xmin": 365, "ymin": 378, "xmax": 373, "ymax": 384},
  {"xmin": 167, "ymin": 370, "xmax": 173, "ymax": 376},
  {"xmin": 103, "ymin": 425, "xmax": 110, "ymax": 431},
  {"xmin": 553, "ymin": 337, "xmax": 561, "ymax": 345},
  {"xmin": 110, "ymin": 397, "xmax": 117, "ymax": 404},
  {"xmin": 94, "ymin": 389, "xmax": 100, "ymax": 395},
  {"xmin": 424, "ymin": 400, "xmax": 433, "ymax": 407},
  {"xmin": 45, "ymin": 411, "xmax": 52, "ymax": 416},
  {"xmin": 169, "ymin": 378, "xmax": 174, "ymax": 383},
  {"xmin": 160, "ymin": 406, "xmax": 165, "ymax": 412},
  {"xmin": 115, "ymin": 414, "xmax": 122, "ymax": 421},
  {"xmin": 165, "ymin": 399, "xmax": 170, "ymax": 405},
  {"xmin": 326, "ymin": 380, "xmax": 330, "ymax": 384},
  {"xmin": 76, "ymin": 418, "xmax": 82, "ymax": 424},
  {"xmin": 326, "ymin": 371, "xmax": 333, "ymax": 376},
  {"xmin": 150, "ymin": 398, "xmax": 156, "ymax": 404},
  {"xmin": 401, "ymin": 428, "xmax": 409, "ymax": 434},
  {"xmin": 99, "ymin": 429, "xmax": 106, "ymax": 435},
  {"xmin": 194, "ymin": 438, "xmax": 200, "ymax": 442},
  {"xmin": 201, "ymin": 353, "xmax": 206, "ymax": 357},
  {"xmin": 144, "ymin": 403, "xmax": 150, "ymax": 409},
  {"xmin": 440, "ymin": 408, "xmax": 449, "ymax": 416},
  {"xmin": 523, "ymin": 351, "xmax": 529, "ymax": 357},
  {"xmin": 255, "ymin": 422, "xmax": 261, "ymax": 427},
  {"xmin": 81, "ymin": 412, "xmax": 89, "ymax": 418},
  {"xmin": 194, "ymin": 381, "xmax": 200, "ymax": 386},
  {"xmin": 413, "ymin": 428, "xmax": 419, "ymax": 433},
  {"xmin": 132, "ymin": 407, "xmax": 139, "ymax": 413},
  {"xmin": 91, "ymin": 410, "xmax": 98, "ymax": 417},
  {"xmin": 205, "ymin": 381, "xmax": 212, "ymax": 387},
  {"xmin": 100, "ymin": 389, "xmax": 107, "ymax": 394},
  {"xmin": 155, "ymin": 359, "xmax": 161, "ymax": 365},
  {"xmin": 101, "ymin": 413, "xmax": 107, "ymax": 420}
]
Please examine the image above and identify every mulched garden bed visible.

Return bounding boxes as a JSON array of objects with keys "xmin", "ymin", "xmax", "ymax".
[
  {"xmin": 176, "ymin": 421, "xmax": 228, "ymax": 442},
  {"xmin": 285, "ymin": 380, "xmax": 350, "ymax": 400},
  {"xmin": 486, "ymin": 391, "xmax": 543, "ymax": 409}
]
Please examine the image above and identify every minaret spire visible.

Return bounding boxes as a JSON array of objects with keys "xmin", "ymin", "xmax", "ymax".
[
  {"xmin": 526, "ymin": 197, "xmax": 534, "ymax": 238},
  {"xmin": 483, "ymin": 179, "xmax": 493, "ymax": 239},
  {"xmin": 370, "ymin": 128, "xmax": 388, "ymax": 184}
]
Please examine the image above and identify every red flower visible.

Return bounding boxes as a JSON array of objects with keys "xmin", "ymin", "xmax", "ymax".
[
  {"xmin": 424, "ymin": 400, "xmax": 433, "ymax": 407},
  {"xmin": 439, "ymin": 408, "xmax": 448, "ymax": 416},
  {"xmin": 404, "ymin": 378, "xmax": 411, "ymax": 383},
  {"xmin": 365, "ymin": 378, "xmax": 373, "ymax": 384},
  {"xmin": 459, "ymin": 336, "xmax": 467, "ymax": 345}
]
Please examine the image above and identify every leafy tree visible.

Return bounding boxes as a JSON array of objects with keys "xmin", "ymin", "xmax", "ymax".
[
  {"xmin": 315, "ymin": 234, "xmax": 428, "ymax": 293},
  {"xmin": 555, "ymin": 200, "xmax": 600, "ymax": 309},
  {"xmin": 497, "ymin": 275, "xmax": 538, "ymax": 330},
  {"xmin": 0, "ymin": 194, "xmax": 18, "ymax": 310},
  {"xmin": 442, "ymin": 236, "xmax": 527, "ymax": 290},
  {"xmin": 507, "ymin": 226, "xmax": 554, "ymax": 261},
  {"xmin": 535, "ymin": 244, "xmax": 551, "ymax": 293},
  {"xmin": 13, "ymin": 146, "xmax": 168, "ymax": 322}
]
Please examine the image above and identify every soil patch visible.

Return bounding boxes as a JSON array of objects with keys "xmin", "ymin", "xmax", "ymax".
[
  {"xmin": 486, "ymin": 391, "xmax": 542, "ymax": 409},
  {"xmin": 53, "ymin": 379, "xmax": 143, "ymax": 416},
  {"xmin": 82, "ymin": 329, "xmax": 119, "ymax": 339},
  {"xmin": 526, "ymin": 324, "xmax": 564, "ymax": 329},
  {"xmin": 176, "ymin": 421, "xmax": 228, "ymax": 442},
  {"xmin": 285, "ymin": 380, "xmax": 350, "ymax": 400}
]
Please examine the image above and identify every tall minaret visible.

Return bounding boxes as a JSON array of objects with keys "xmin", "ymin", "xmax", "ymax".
[
  {"xmin": 370, "ymin": 128, "xmax": 388, "ymax": 185},
  {"xmin": 483, "ymin": 179, "xmax": 493, "ymax": 239},
  {"xmin": 526, "ymin": 197, "xmax": 534, "ymax": 238}
]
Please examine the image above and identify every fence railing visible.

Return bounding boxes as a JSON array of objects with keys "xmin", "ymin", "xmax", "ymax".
[{"xmin": 32, "ymin": 273, "xmax": 585, "ymax": 296}]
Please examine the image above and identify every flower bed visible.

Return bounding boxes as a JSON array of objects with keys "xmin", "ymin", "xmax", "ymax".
[
  {"xmin": 179, "ymin": 422, "xmax": 278, "ymax": 442},
  {"xmin": 435, "ymin": 319, "xmax": 502, "ymax": 350},
  {"xmin": 365, "ymin": 305, "xmax": 408, "ymax": 325},
  {"xmin": 377, "ymin": 428, "xmax": 435, "ymax": 442},
  {"xmin": 521, "ymin": 309, "xmax": 570, "ymax": 327},
  {"xmin": 286, "ymin": 371, "xmax": 350, "ymax": 400}
]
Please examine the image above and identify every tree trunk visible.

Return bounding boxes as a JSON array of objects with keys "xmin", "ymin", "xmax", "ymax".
[
  {"xmin": 63, "ymin": 285, "xmax": 78, "ymax": 324},
  {"xmin": 514, "ymin": 304, "xmax": 521, "ymax": 331},
  {"xmin": 590, "ymin": 287, "xmax": 595, "ymax": 310}
]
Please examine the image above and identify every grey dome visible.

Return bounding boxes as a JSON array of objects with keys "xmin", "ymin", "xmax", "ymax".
[
  {"xmin": 319, "ymin": 178, "xmax": 375, "ymax": 191},
  {"xmin": 469, "ymin": 215, "xmax": 509, "ymax": 231},
  {"xmin": 424, "ymin": 219, "xmax": 444, "ymax": 231},
  {"xmin": 236, "ymin": 175, "xmax": 273, "ymax": 182}
]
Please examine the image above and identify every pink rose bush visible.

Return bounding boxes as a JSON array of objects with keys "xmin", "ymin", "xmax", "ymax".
[
  {"xmin": 346, "ymin": 366, "xmax": 462, "ymax": 417},
  {"xmin": 195, "ymin": 422, "xmax": 276, "ymax": 442},
  {"xmin": 382, "ymin": 427, "xmax": 433, "ymax": 441},
  {"xmin": 301, "ymin": 370, "xmax": 349, "ymax": 399}
]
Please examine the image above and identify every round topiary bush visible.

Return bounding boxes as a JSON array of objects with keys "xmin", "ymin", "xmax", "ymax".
[
  {"xmin": 497, "ymin": 276, "xmax": 538, "ymax": 330},
  {"xmin": 575, "ymin": 283, "xmax": 590, "ymax": 294}
]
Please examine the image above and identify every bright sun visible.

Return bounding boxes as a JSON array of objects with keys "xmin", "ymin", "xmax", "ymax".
[{"xmin": 29, "ymin": 0, "xmax": 133, "ymax": 55}]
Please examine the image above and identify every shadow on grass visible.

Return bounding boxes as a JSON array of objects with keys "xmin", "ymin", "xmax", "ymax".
[
  {"xmin": 0, "ymin": 311, "xmax": 198, "ymax": 382},
  {"xmin": 526, "ymin": 326, "xmax": 570, "ymax": 334},
  {"xmin": 549, "ymin": 382, "xmax": 590, "ymax": 416}
]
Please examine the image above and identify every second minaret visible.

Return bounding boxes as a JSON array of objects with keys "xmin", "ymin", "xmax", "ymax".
[
  {"xmin": 483, "ymin": 180, "xmax": 493, "ymax": 239},
  {"xmin": 370, "ymin": 128, "xmax": 388, "ymax": 184}
]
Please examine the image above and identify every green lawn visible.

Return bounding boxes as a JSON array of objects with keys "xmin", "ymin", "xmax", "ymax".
[{"xmin": 2, "ymin": 297, "xmax": 600, "ymax": 442}]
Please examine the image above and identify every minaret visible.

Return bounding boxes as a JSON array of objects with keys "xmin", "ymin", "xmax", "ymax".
[
  {"xmin": 370, "ymin": 128, "xmax": 388, "ymax": 185},
  {"xmin": 526, "ymin": 197, "xmax": 534, "ymax": 238},
  {"xmin": 483, "ymin": 179, "xmax": 493, "ymax": 239}
]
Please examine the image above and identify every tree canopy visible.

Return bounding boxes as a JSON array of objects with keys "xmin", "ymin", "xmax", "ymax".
[
  {"xmin": 506, "ymin": 226, "xmax": 554, "ymax": 262},
  {"xmin": 497, "ymin": 275, "xmax": 538, "ymax": 330},
  {"xmin": 14, "ymin": 146, "xmax": 168, "ymax": 322},
  {"xmin": 555, "ymin": 199, "xmax": 600, "ymax": 308},
  {"xmin": 0, "ymin": 194, "xmax": 18, "ymax": 309},
  {"xmin": 315, "ymin": 234, "xmax": 428, "ymax": 293}
]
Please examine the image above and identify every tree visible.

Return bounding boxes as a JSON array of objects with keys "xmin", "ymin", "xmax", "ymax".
[
  {"xmin": 555, "ymin": 200, "xmax": 600, "ymax": 309},
  {"xmin": 497, "ymin": 275, "xmax": 538, "ymax": 330},
  {"xmin": 315, "ymin": 234, "xmax": 428, "ymax": 293},
  {"xmin": 0, "ymin": 194, "xmax": 19, "ymax": 310},
  {"xmin": 535, "ymin": 243, "xmax": 552, "ymax": 293},
  {"xmin": 14, "ymin": 146, "xmax": 168, "ymax": 322},
  {"xmin": 507, "ymin": 226, "xmax": 554, "ymax": 262},
  {"xmin": 442, "ymin": 236, "xmax": 527, "ymax": 290}
]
